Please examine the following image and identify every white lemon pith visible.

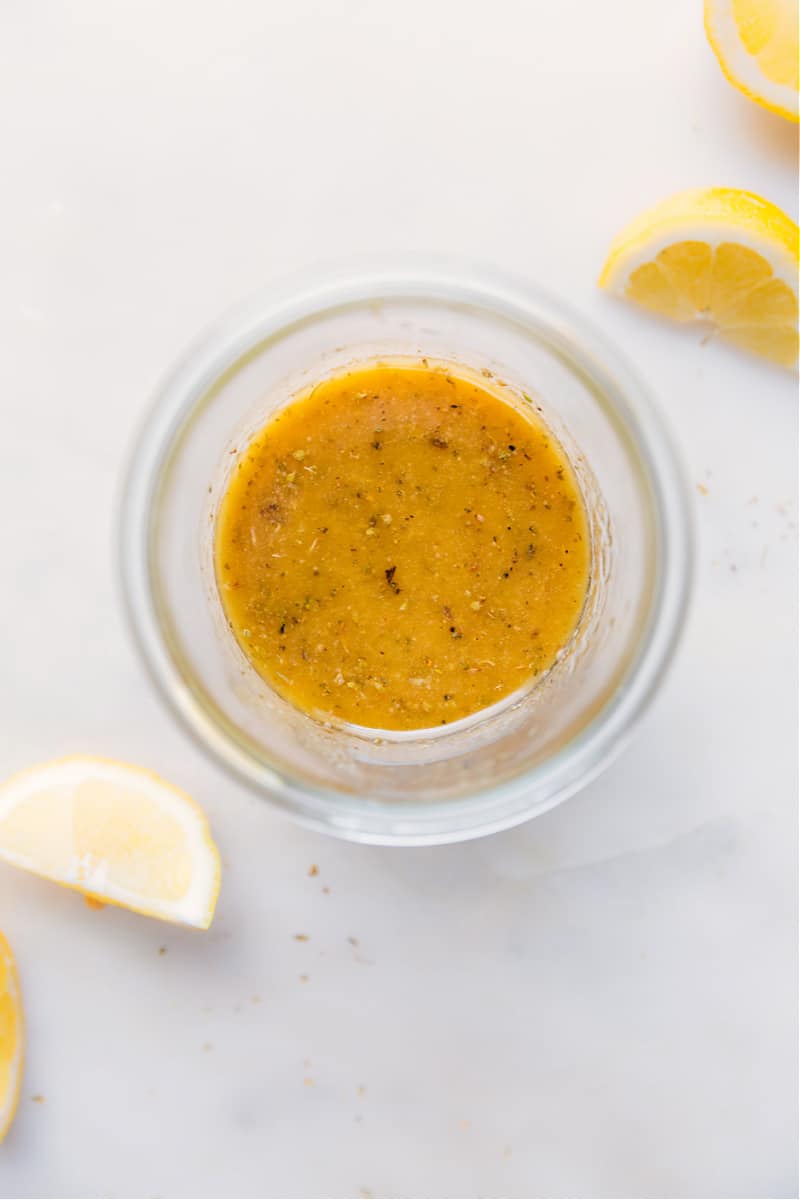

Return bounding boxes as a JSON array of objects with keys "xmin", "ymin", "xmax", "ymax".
[
  {"xmin": 599, "ymin": 188, "xmax": 799, "ymax": 368},
  {"xmin": 705, "ymin": 0, "xmax": 799, "ymax": 121},
  {"xmin": 0, "ymin": 933, "xmax": 23, "ymax": 1143},
  {"xmin": 0, "ymin": 758, "xmax": 221, "ymax": 929}
]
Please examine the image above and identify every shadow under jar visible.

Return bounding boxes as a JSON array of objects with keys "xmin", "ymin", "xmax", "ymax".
[{"xmin": 120, "ymin": 258, "xmax": 692, "ymax": 845}]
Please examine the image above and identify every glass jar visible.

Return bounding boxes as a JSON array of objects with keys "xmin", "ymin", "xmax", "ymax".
[{"xmin": 119, "ymin": 257, "xmax": 692, "ymax": 845}]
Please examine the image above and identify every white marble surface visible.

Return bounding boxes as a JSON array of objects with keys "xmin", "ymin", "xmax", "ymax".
[{"xmin": 0, "ymin": 2, "xmax": 797, "ymax": 1197}]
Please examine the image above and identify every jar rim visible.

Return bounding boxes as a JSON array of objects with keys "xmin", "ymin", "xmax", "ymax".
[{"xmin": 118, "ymin": 255, "xmax": 693, "ymax": 845}]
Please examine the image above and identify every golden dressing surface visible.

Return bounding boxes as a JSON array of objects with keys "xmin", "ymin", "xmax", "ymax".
[{"xmin": 215, "ymin": 364, "xmax": 590, "ymax": 731}]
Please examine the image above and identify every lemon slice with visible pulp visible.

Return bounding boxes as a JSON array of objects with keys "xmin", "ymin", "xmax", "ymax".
[
  {"xmin": 0, "ymin": 757, "xmax": 221, "ymax": 929},
  {"xmin": 599, "ymin": 188, "xmax": 799, "ymax": 368},
  {"xmin": 705, "ymin": 0, "xmax": 799, "ymax": 122},
  {"xmin": 0, "ymin": 932, "xmax": 23, "ymax": 1143}
]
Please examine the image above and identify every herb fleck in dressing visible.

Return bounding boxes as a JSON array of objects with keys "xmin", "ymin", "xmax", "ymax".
[{"xmin": 215, "ymin": 363, "xmax": 589, "ymax": 731}]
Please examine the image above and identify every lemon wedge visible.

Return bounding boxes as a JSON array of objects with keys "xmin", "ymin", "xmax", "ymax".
[
  {"xmin": 0, "ymin": 758, "xmax": 221, "ymax": 929},
  {"xmin": 0, "ymin": 932, "xmax": 23, "ymax": 1143},
  {"xmin": 599, "ymin": 188, "xmax": 799, "ymax": 368},
  {"xmin": 705, "ymin": 0, "xmax": 799, "ymax": 122}
]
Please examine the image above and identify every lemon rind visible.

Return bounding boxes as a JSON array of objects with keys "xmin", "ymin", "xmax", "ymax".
[
  {"xmin": 0, "ymin": 932, "xmax": 23, "ymax": 1143},
  {"xmin": 704, "ymin": 0, "xmax": 799, "ymax": 123},
  {"xmin": 0, "ymin": 757, "xmax": 221, "ymax": 930}
]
